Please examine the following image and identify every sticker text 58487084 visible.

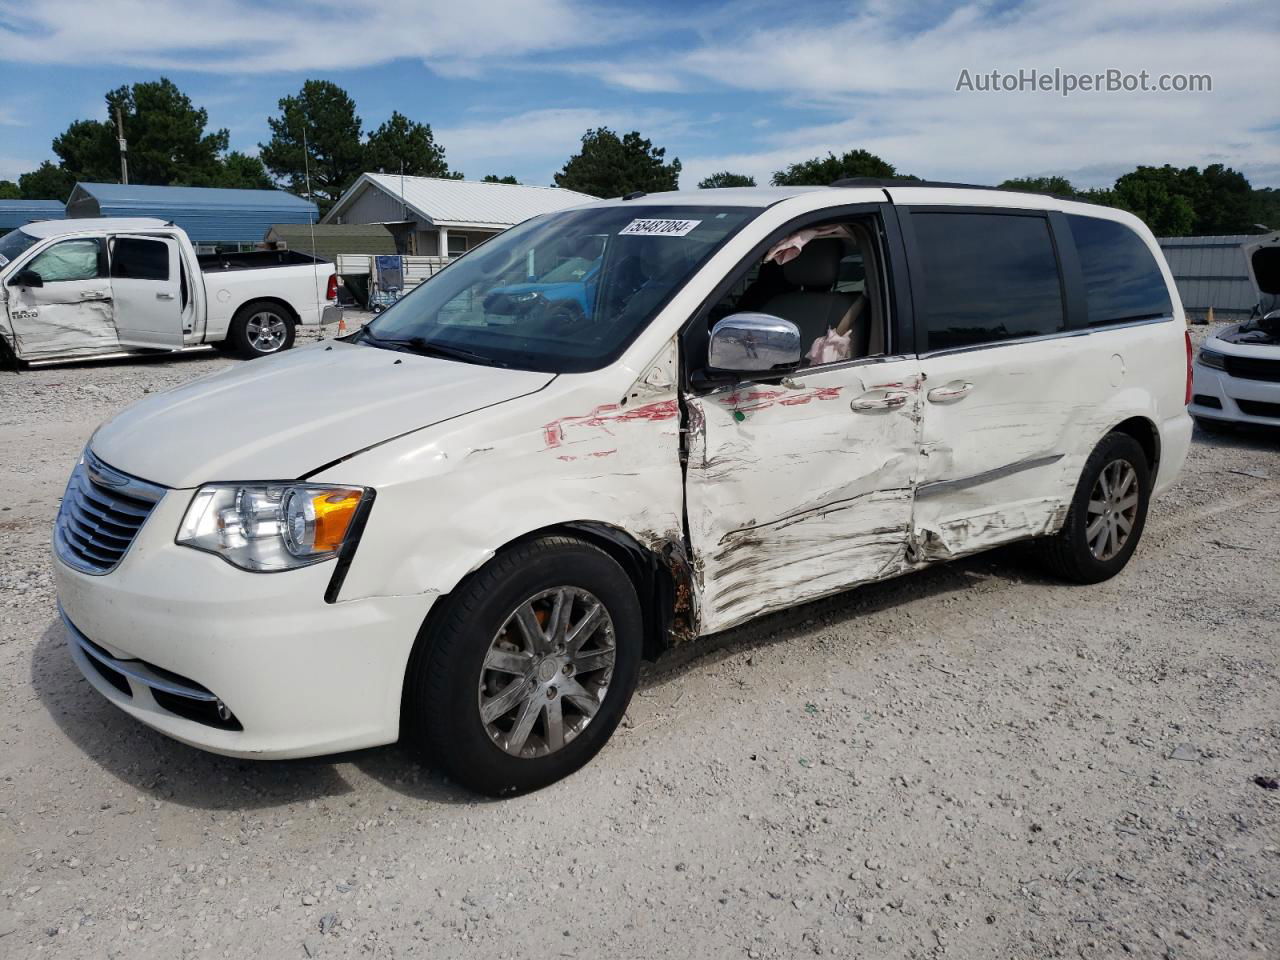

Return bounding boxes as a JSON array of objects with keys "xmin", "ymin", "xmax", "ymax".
[{"xmin": 619, "ymin": 219, "xmax": 702, "ymax": 238}]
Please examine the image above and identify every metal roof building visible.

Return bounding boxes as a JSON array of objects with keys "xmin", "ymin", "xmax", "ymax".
[
  {"xmin": 263, "ymin": 222, "xmax": 397, "ymax": 262},
  {"xmin": 0, "ymin": 199, "xmax": 66, "ymax": 235},
  {"xmin": 65, "ymin": 182, "xmax": 318, "ymax": 247},
  {"xmin": 322, "ymin": 174, "xmax": 596, "ymax": 257},
  {"xmin": 1158, "ymin": 232, "xmax": 1280, "ymax": 320}
]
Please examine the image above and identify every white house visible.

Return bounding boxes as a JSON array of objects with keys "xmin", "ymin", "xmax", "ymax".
[{"xmin": 322, "ymin": 174, "xmax": 597, "ymax": 257}]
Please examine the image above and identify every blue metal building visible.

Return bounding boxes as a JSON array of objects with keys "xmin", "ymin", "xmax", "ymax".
[
  {"xmin": 65, "ymin": 182, "xmax": 317, "ymax": 248},
  {"xmin": 0, "ymin": 199, "xmax": 66, "ymax": 235}
]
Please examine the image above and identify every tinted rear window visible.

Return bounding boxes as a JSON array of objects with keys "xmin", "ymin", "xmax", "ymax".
[
  {"xmin": 1067, "ymin": 215, "xmax": 1172, "ymax": 325},
  {"xmin": 912, "ymin": 212, "xmax": 1065, "ymax": 352},
  {"xmin": 111, "ymin": 237, "xmax": 170, "ymax": 281}
]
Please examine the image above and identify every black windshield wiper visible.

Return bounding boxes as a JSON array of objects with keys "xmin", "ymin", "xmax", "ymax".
[{"xmin": 357, "ymin": 329, "xmax": 507, "ymax": 367}]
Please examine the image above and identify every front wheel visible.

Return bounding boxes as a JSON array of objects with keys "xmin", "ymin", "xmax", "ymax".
[
  {"xmin": 225, "ymin": 300, "xmax": 296, "ymax": 359},
  {"xmin": 1031, "ymin": 432, "xmax": 1152, "ymax": 584},
  {"xmin": 404, "ymin": 536, "xmax": 642, "ymax": 795}
]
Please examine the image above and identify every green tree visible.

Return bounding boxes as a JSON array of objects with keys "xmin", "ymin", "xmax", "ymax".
[
  {"xmin": 698, "ymin": 171, "xmax": 756, "ymax": 188},
  {"xmin": 1251, "ymin": 187, "xmax": 1280, "ymax": 231},
  {"xmin": 1195, "ymin": 164, "xmax": 1253, "ymax": 234},
  {"xmin": 18, "ymin": 161, "xmax": 77, "ymax": 200},
  {"xmin": 260, "ymin": 80, "xmax": 365, "ymax": 211},
  {"xmin": 364, "ymin": 111, "xmax": 452, "ymax": 178},
  {"xmin": 0, "ymin": 180, "xmax": 19, "ymax": 200},
  {"xmin": 212, "ymin": 152, "xmax": 275, "ymax": 190},
  {"xmin": 51, "ymin": 79, "xmax": 230, "ymax": 186},
  {"xmin": 771, "ymin": 149, "xmax": 911, "ymax": 186},
  {"xmin": 482, "ymin": 174, "xmax": 519, "ymax": 184},
  {"xmin": 554, "ymin": 128, "xmax": 681, "ymax": 197},
  {"xmin": 998, "ymin": 175, "xmax": 1079, "ymax": 197},
  {"xmin": 51, "ymin": 118, "xmax": 117, "ymax": 182},
  {"xmin": 1111, "ymin": 168, "xmax": 1196, "ymax": 236}
]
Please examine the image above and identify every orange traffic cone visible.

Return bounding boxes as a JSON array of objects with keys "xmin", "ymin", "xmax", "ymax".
[{"xmin": 337, "ymin": 314, "xmax": 348, "ymax": 335}]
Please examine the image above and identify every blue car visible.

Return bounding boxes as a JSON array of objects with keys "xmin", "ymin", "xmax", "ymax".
[{"xmin": 483, "ymin": 254, "xmax": 602, "ymax": 321}]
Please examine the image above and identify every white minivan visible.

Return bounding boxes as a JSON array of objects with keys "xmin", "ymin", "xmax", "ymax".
[{"xmin": 52, "ymin": 182, "xmax": 1193, "ymax": 795}]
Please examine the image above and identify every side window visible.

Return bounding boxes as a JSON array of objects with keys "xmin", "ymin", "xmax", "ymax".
[
  {"xmin": 703, "ymin": 216, "xmax": 889, "ymax": 368},
  {"xmin": 912, "ymin": 212, "xmax": 1064, "ymax": 352},
  {"xmin": 1067, "ymin": 215, "xmax": 1172, "ymax": 325},
  {"xmin": 111, "ymin": 237, "xmax": 170, "ymax": 281},
  {"xmin": 26, "ymin": 239, "xmax": 104, "ymax": 283}
]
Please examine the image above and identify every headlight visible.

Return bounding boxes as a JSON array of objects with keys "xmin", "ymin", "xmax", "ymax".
[
  {"xmin": 1197, "ymin": 348, "xmax": 1226, "ymax": 370},
  {"xmin": 176, "ymin": 483, "xmax": 370, "ymax": 571}
]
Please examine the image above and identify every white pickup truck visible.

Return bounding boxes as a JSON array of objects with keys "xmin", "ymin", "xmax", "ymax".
[{"xmin": 0, "ymin": 217, "xmax": 339, "ymax": 365}]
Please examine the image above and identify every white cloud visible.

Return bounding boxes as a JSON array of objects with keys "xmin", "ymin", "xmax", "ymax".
[
  {"xmin": 607, "ymin": 0, "xmax": 1280, "ymax": 187},
  {"xmin": 1, "ymin": 0, "xmax": 1274, "ymax": 189},
  {"xmin": 435, "ymin": 107, "xmax": 700, "ymax": 182},
  {"xmin": 0, "ymin": 0, "xmax": 644, "ymax": 73}
]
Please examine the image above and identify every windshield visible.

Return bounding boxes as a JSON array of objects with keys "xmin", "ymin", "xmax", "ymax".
[
  {"xmin": 0, "ymin": 228, "xmax": 40, "ymax": 268},
  {"xmin": 362, "ymin": 206, "xmax": 755, "ymax": 372}
]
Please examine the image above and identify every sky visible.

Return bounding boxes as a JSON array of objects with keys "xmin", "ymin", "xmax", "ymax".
[{"xmin": 0, "ymin": 0, "xmax": 1277, "ymax": 193}]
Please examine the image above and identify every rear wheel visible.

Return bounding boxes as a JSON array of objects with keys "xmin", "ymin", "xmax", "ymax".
[
  {"xmin": 225, "ymin": 300, "xmax": 296, "ymax": 359},
  {"xmin": 404, "ymin": 536, "xmax": 642, "ymax": 796},
  {"xmin": 1032, "ymin": 432, "xmax": 1151, "ymax": 584}
]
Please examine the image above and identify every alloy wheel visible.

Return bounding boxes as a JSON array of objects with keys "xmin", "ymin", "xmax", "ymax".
[
  {"xmin": 1085, "ymin": 459, "xmax": 1139, "ymax": 561},
  {"xmin": 246, "ymin": 312, "xmax": 288, "ymax": 353},
  {"xmin": 477, "ymin": 587, "xmax": 616, "ymax": 758}
]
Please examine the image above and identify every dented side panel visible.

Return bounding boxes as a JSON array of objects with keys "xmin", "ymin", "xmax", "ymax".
[
  {"xmin": 684, "ymin": 359, "xmax": 924, "ymax": 635},
  {"xmin": 316, "ymin": 339, "xmax": 688, "ymax": 614},
  {"xmin": 912, "ymin": 336, "xmax": 1095, "ymax": 554},
  {"xmin": 5, "ymin": 278, "xmax": 120, "ymax": 360}
]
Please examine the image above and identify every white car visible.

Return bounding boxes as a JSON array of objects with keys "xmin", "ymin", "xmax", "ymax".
[
  {"xmin": 53, "ymin": 182, "xmax": 1193, "ymax": 795},
  {"xmin": 1189, "ymin": 310, "xmax": 1280, "ymax": 429},
  {"xmin": 0, "ymin": 217, "xmax": 339, "ymax": 365}
]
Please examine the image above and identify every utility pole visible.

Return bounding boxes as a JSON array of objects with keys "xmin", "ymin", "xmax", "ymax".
[{"xmin": 114, "ymin": 106, "xmax": 129, "ymax": 185}]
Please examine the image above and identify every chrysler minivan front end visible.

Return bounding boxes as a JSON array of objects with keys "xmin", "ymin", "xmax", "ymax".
[{"xmin": 53, "ymin": 448, "xmax": 434, "ymax": 758}]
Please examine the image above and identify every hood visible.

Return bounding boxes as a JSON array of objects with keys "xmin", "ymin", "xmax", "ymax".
[{"xmin": 91, "ymin": 341, "xmax": 554, "ymax": 488}]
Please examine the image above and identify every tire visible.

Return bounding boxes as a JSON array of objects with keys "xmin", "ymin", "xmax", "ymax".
[
  {"xmin": 1032, "ymin": 432, "xmax": 1152, "ymax": 584},
  {"xmin": 225, "ymin": 300, "xmax": 296, "ymax": 359},
  {"xmin": 404, "ymin": 536, "xmax": 642, "ymax": 796}
]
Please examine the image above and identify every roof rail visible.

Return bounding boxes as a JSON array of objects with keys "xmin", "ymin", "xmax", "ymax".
[{"xmin": 829, "ymin": 177, "xmax": 1005, "ymax": 190}]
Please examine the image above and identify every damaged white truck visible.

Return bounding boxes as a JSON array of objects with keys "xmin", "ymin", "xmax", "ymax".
[
  {"xmin": 53, "ymin": 182, "xmax": 1193, "ymax": 795},
  {"xmin": 0, "ymin": 217, "xmax": 338, "ymax": 364}
]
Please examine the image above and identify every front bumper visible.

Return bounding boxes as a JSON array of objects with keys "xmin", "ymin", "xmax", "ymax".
[
  {"xmin": 53, "ymin": 487, "xmax": 435, "ymax": 759},
  {"xmin": 1189, "ymin": 361, "xmax": 1280, "ymax": 427}
]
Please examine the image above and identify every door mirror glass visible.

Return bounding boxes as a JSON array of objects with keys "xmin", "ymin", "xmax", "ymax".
[
  {"xmin": 9, "ymin": 269, "xmax": 43, "ymax": 288},
  {"xmin": 708, "ymin": 312, "xmax": 802, "ymax": 374}
]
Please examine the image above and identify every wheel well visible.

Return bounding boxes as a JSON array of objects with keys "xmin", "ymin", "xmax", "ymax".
[
  {"xmin": 234, "ymin": 297, "xmax": 300, "ymax": 326},
  {"xmin": 1109, "ymin": 416, "xmax": 1160, "ymax": 472}
]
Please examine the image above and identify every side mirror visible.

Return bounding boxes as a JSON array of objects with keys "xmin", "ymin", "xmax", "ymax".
[
  {"xmin": 8, "ymin": 269, "xmax": 43, "ymax": 288},
  {"xmin": 708, "ymin": 312, "xmax": 802, "ymax": 376}
]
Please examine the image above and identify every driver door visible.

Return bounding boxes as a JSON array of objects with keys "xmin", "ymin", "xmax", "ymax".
[
  {"xmin": 5, "ymin": 237, "xmax": 118, "ymax": 361},
  {"xmin": 109, "ymin": 234, "xmax": 185, "ymax": 350},
  {"xmin": 683, "ymin": 206, "xmax": 924, "ymax": 634}
]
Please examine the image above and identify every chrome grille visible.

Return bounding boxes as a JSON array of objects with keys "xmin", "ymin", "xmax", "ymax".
[{"xmin": 54, "ymin": 450, "xmax": 165, "ymax": 575}]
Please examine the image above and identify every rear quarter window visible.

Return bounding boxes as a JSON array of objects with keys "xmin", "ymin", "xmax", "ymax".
[{"xmin": 1067, "ymin": 215, "xmax": 1172, "ymax": 325}]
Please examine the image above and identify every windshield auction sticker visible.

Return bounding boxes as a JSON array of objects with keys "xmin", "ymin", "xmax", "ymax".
[{"xmin": 619, "ymin": 219, "xmax": 702, "ymax": 237}]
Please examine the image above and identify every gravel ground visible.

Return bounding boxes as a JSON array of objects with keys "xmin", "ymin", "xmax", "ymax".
[{"xmin": 1, "ymin": 324, "xmax": 1277, "ymax": 959}]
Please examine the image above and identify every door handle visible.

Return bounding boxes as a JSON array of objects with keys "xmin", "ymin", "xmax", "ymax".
[
  {"xmin": 155, "ymin": 292, "xmax": 175, "ymax": 301},
  {"xmin": 926, "ymin": 381, "xmax": 973, "ymax": 404},
  {"xmin": 851, "ymin": 389, "xmax": 911, "ymax": 412},
  {"xmin": 80, "ymin": 292, "xmax": 109, "ymax": 301}
]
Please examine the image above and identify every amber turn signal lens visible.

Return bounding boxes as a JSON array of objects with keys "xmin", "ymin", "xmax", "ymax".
[{"xmin": 312, "ymin": 490, "xmax": 363, "ymax": 551}]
